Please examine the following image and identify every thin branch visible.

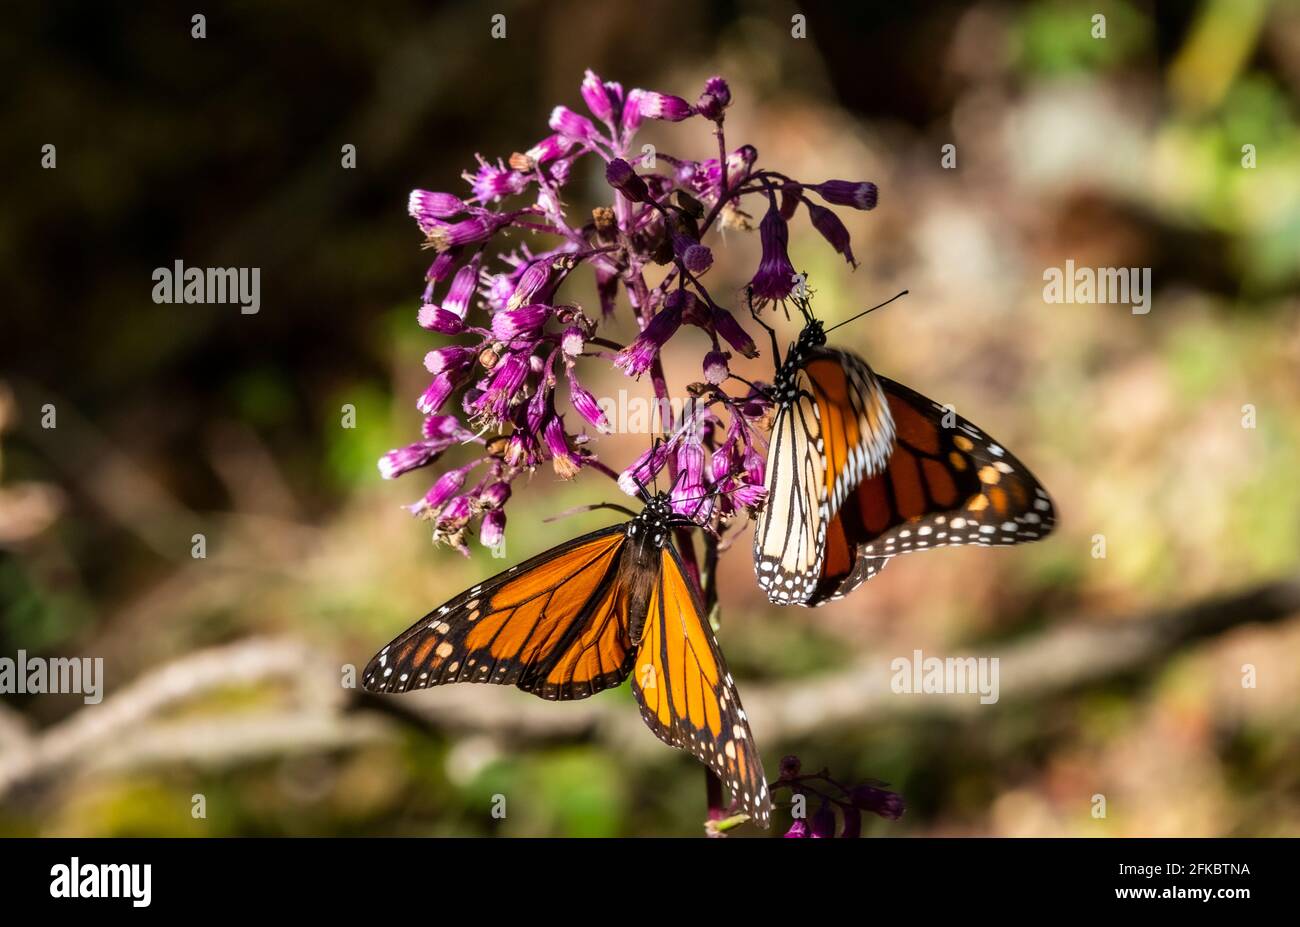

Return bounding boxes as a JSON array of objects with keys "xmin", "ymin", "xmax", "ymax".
[{"xmin": 1, "ymin": 577, "xmax": 1296, "ymax": 803}]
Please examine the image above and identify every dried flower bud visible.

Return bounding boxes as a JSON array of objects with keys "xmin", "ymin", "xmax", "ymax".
[
  {"xmin": 674, "ymin": 190, "xmax": 705, "ymax": 218},
  {"xmin": 592, "ymin": 205, "xmax": 617, "ymax": 243}
]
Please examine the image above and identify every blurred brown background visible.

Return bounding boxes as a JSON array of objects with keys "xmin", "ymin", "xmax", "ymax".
[{"xmin": 2, "ymin": 0, "xmax": 1299, "ymax": 836}]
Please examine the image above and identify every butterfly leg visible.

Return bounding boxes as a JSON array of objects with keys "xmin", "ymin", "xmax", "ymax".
[{"xmin": 747, "ymin": 286, "xmax": 782, "ymax": 367}]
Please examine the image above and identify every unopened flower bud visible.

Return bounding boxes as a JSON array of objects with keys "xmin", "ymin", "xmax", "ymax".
[{"xmin": 605, "ymin": 158, "xmax": 650, "ymax": 203}]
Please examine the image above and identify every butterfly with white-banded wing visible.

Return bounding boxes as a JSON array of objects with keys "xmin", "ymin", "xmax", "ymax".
[{"xmin": 750, "ymin": 291, "xmax": 1056, "ymax": 607}]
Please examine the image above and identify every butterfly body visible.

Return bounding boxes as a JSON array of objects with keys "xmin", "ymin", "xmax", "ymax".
[
  {"xmin": 619, "ymin": 494, "xmax": 673, "ymax": 645},
  {"xmin": 364, "ymin": 491, "xmax": 771, "ymax": 825},
  {"xmin": 753, "ymin": 305, "xmax": 1056, "ymax": 607}
]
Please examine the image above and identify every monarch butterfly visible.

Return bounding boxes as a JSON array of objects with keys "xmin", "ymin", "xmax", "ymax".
[
  {"xmin": 752, "ymin": 295, "xmax": 1056, "ymax": 607},
  {"xmin": 363, "ymin": 490, "xmax": 771, "ymax": 826}
]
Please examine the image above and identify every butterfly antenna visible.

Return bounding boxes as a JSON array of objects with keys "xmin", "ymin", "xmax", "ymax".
[
  {"xmin": 748, "ymin": 289, "xmax": 782, "ymax": 367},
  {"xmin": 668, "ymin": 467, "xmax": 687, "ymax": 494},
  {"xmin": 795, "ymin": 283, "xmax": 817, "ymax": 324},
  {"xmin": 668, "ymin": 483, "xmax": 747, "ymax": 528},
  {"xmin": 544, "ymin": 502, "xmax": 638, "ymax": 523},
  {"xmin": 824, "ymin": 289, "xmax": 909, "ymax": 334},
  {"xmin": 688, "ymin": 480, "xmax": 720, "ymax": 521}
]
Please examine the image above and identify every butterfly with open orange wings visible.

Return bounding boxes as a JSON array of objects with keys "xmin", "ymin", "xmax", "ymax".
[
  {"xmin": 752, "ymin": 294, "xmax": 1057, "ymax": 606},
  {"xmin": 363, "ymin": 490, "xmax": 771, "ymax": 826}
]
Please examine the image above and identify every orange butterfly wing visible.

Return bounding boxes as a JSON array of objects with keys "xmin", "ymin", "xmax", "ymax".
[
  {"xmin": 632, "ymin": 545, "xmax": 771, "ymax": 827},
  {"xmin": 802, "ymin": 350, "xmax": 896, "ymax": 510},
  {"xmin": 806, "ymin": 376, "xmax": 1057, "ymax": 605},
  {"xmin": 363, "ymin": 526, "xmax": 637, "ymax": 700}
]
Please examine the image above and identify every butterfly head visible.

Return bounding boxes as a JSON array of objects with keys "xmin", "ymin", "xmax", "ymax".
[
  {"xmin": 796, "ymin": 317, "xmax": 827, "ymax": 352},
  {"xmin": 627, "ymin": 492, "xmax": 675, "ymax": 547},
  {"xmin": 772, "ymin": 319, "xmax": 827, "ymax": 402}
]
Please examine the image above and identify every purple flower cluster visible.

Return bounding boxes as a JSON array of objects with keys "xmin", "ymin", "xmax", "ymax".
[
  {"xmin": 379, "ymin": 69, "xmax": 877, "ymax": 555},
  {"xmin": 772, "ymin": 755, "xmax": 905, "ymax": 838}
]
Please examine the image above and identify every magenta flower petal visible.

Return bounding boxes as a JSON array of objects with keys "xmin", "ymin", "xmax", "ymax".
[
  {"xmin": 480, "ymin": 481, "xmax": 511, "ymax": 509},
  {"xmin": 673, "ymin": 235, "xmax": 713, "ymax": 274},
  {"xmin": 809, "ymin": 802, "xmax": 837, "ymax": 838},
  {"xmin": 638, "ymin": 91, "xmax": 694, "ymax": 122},
  {"xmin": 695, "ymin": 76, "xmax": 731, "ymax": 121},
  {"xmin": 806, "ymin": 201, "xmax": 856, "ymax": 267},
  {"xmin": 506, "ymin": 261, "xmax": 552, "ymax": 311},
  {"xmin": 711, "ymin": 307, "xmax": 758, "ymax": 359},
  {"xmin": 569, "ymin": 380, "xmax": 611, "ymax": 433},
  {"xmin": 479, "ymin": 508, "xmax": 506, "ymax": 548},
  {"xmin": 424, "ymin": 346, "xmax": 474, "ymax": 375},
  {"xmin": 464, "ymin": 157, "xmax": 529, "ymax": 202},
  {"xmin": 544, "ymin": 416, "xmax": 584, "ymax": 479},
  {"xmin": 522, "ymin": 134, "xmax": 574, "ymax": 168},
  {"xmin": 581, "ymin": 69, "xmax": 615, "ymax": 122},
  {"xmin": 418, "ymin": 305, "xmax": 466, "ymax": 334},
  {"xmin": 811, "ymin": 180, "xmax": 878, "ymax": 210},
  {"xmin": 703, "ymin": 350, "xmax": 729, "ymax": 386},
  {"xmin": 416, "ymin": 373, "xmax": 458, "ymax": 415},
  {"xmin": 619, "ymin": 441, "xmax": 671, "ymax": 496},
  {"xmin": 750, "ymin": 200, "xmax": 797, "ymax": 302},
  {"xmin": 614, "ymin": 293, "xmax": 686, "ymax": 377},
  {"xmin": 408, "ymin": 190, "xmax": 466, "ymax": 229},
  {"xmin": 549, "ymin": 105, "xmax": 600, "ymax": 144},
  {"xmin": 605, "ymin": 158, "xmax": 650, "ymax": 203},
  {"xmin": 492, "ymin": 304, "xmax": 550, "ymax": 340}
]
